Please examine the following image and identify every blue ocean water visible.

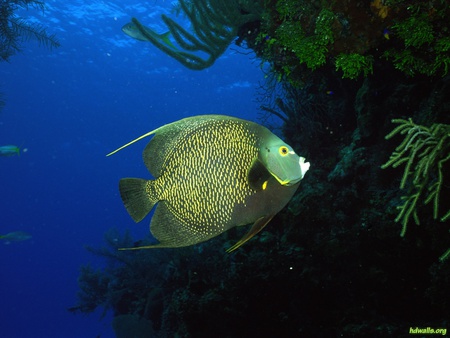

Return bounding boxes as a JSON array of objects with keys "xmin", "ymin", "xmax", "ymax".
[{"xmin": 0, "ymin": 1, "xmax": 265, "ymax": 337}]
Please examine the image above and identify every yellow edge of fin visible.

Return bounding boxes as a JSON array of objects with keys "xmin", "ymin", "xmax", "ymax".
[
  {"xmin": 118, "ymin": 243, "xmax": 170, "ymax": 250},
  {"xmin": 118, "ymin": 246, "xmax": 154, "ymax": 251},
  {"xmin": 107, "ymin": 115, "xmax": 235, "ymax": 157},
  {"xmin": 226, "ymin": 215, "xmax": 274, "ymax": 253},
  {"xmin": 106, "ymin": 127, "xmax": 162, "ymax": 156}
]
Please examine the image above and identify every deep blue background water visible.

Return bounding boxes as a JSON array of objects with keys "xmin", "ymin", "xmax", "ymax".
[{"xmin": 0, "ymin": 1, "xmax": 265, "ymax": 337}]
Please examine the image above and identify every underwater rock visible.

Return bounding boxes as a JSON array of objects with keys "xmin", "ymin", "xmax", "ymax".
[{"xmin": 112, "ymin": 314, "xmax": 155, "ymax": 338}]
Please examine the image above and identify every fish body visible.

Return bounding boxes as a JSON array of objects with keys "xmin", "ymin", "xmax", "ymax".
[
  {"xmin": 0, "ymin": 231, "xmax": 32, "ymax": 242},
  {"xmin": 0, "ymin": 145, "xmax": 20, "ymax": 156},
  {"xmin": 122, "ymin": 22, "xmax": 176, "ymax": 49},
  {"xmin": 108, "ymin": 115, "xmax": 310, "ymax": 251}
]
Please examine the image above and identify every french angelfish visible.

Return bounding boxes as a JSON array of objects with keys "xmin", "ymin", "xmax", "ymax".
[{"xmin": 107, "ymin": 115, "xmax": 310, "ymax": 252}]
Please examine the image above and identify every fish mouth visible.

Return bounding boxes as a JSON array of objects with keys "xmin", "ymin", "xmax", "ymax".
[
  {"xmin": 272, "ymin": 157, "xmax": 310, "ymax": 186},
  {"xmin": 286, "ymin": 157, "xmax": 310, "ymax": 185},
  {"xmin": 299, "ymin": 157, "xmax": 310, "ymax": 179}
]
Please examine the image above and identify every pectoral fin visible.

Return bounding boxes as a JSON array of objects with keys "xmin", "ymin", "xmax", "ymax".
[
  {"xmin": 226, "ymin": 215, "xmax": 274, "ymax": 253},
  {"xmin": 247, "ymin": 158, "xmax": 271, "ymax": 191}
]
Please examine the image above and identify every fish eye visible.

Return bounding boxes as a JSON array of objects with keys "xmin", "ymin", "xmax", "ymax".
[{"xmin": 279, "ymin": 146, "xmax": 289, "ymax": 156}]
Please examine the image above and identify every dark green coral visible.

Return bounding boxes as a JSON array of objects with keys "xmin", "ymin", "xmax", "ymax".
[
  {"xmin": 383, "ymin": 5, "xmax": 450, "ymax": 77},
  {"xmin": 276, "ymin": 8, "xmax": 334, "ymax": 71},
  {"xmin": 393, "ymin": 14, "xmax": 434, "ymax": 48},
  {"xmin": 131, "ymin": 0, "xmax": 263, "ymax": 70},
  {"xmin": 127, "ymin": 0, "xmax": 450, "ymax": 79},
  {"xmin": 257, "ymin": 0, "xmax": 450, "ymax": 81},
  {"xmin": 381, "ymin": 118, "xmax": 450, "ymax": 261},
  {"xmin": 0, "ymin": 0, "xmax": 60, "ymax": 62},
  {"xmin": 335, "ymin": 53, "xmax": 373, "ymax": 79}
]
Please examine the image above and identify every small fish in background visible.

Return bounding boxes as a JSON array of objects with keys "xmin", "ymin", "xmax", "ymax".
[
  {"xmin": 122, "ymin": 21, "xmax": 177, "ymax": 50},
  {"xmin": 108, "ymin": 115, "xmax": 310, "ymax": 252},
  {"xmin": 0, "ymin": 145, "xmax": 21, "ymax": 157},
  {"xmin": 383, "ymin": 28, "xmax": 391, "ymax": 40},
  {"xmin": 0, "ymin": 231, "xmax": 32, "ymax": 244}
]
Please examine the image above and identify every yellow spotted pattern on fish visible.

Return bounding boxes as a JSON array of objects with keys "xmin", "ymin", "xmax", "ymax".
[
  {"xmin": 157, "ymin": 120, "xmax": 257, "ymax": 235},
  {"xmin": 107, "ymin": 115, "xmax": 310, "ymax": 252}
]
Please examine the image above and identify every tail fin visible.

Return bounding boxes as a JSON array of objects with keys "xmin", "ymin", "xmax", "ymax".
[{"xmin": 119, "ymin": 178, "xmax": 158, "ymax": 222}]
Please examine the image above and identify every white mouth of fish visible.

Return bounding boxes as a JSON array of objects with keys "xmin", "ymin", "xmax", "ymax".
[
  {"xmin": 299, "ymin": 157, "xmax": 310, "ymax": 178},
  {"xmin": 278, "ymin": 157, "xmax": 310, "ymax": 186},
  {"xmin": 285, "ymin": 157, "xmax": 310, "ymax": 185}
]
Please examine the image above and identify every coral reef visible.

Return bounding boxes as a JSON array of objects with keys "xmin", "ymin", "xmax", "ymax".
[
  {"xmin": 128, "ymin": 0, "xmax": 449, "ymax": 79},
  {"xmin": 70, "ymin": 228, "xmax": 174, "ymax": 323},
  {"xmin": 253, "ymin": 0, "xmax": 450, "ymax": 82},
  {"xmin": 381, "ymin": 119, "xmax": 450, "ymax": 233},
  {"xmin": 382, "ymin": 1, "xmax": 450, "ymax": 77},
  {"xmin": 74, "ymin": 2, "xmax": 450, "ymax": 337},
  {"xmin": 335, "ymin": 53, "xmax": 374, "ymax": 79},
  {"xmin": 75, "ymin": 69, "xmax": 450, "ymax": 335},
  {"xmin": 112, "ymin": 314, "xmax": 155, "ymax": 338}
]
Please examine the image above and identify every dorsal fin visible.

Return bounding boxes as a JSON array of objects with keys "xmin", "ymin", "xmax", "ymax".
[
  {"xmin": 106, "ymin": 122, "xmax": 174, "ymax": 157},
  {"xmin": 143, "ymin": 127, "xmax": 183, "ymax": 177},
  {"xmin": 106, "ymin": 130, "xmax": 157, "ymax": 157},
  {"xmin": 107, "ymin": 115, "xmax": 246, "ymax": 157}
]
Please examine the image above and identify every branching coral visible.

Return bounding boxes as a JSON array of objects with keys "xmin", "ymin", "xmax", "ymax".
[
  {"xmin": 69, "ymin": 228, "xmax": 135, "ymax": 315},
  {"xmin": 381, "ymin": 119, "xmax": 450, "ymax": 244},
  {"xmin": 0, "ymin": 0, "xmax": 60, "ymax": 61},
  {"xmin": 70, "ymin": 227, "xmax": 191, "ymax": 335},
  {"xmin": 276, "ymin": 8, "xmax": 335, "ymax": 72},
  {"xmin": 382, "ymin": 2, "xmax": 450, "ymax": 77},
  {"xmin": 72, "ymin": 264, "xmax": 111, "ymax": 314},
  {"xmin": 253, "ymin": 0, "xmax": 450, "ymax": 83},
  {"xmin": 335, "ymin": 53, "xmax": 373, "ymax": 79},
  {"xmin": 130, "ymin": 0, "xmax": 263, "ymax": 70}
]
